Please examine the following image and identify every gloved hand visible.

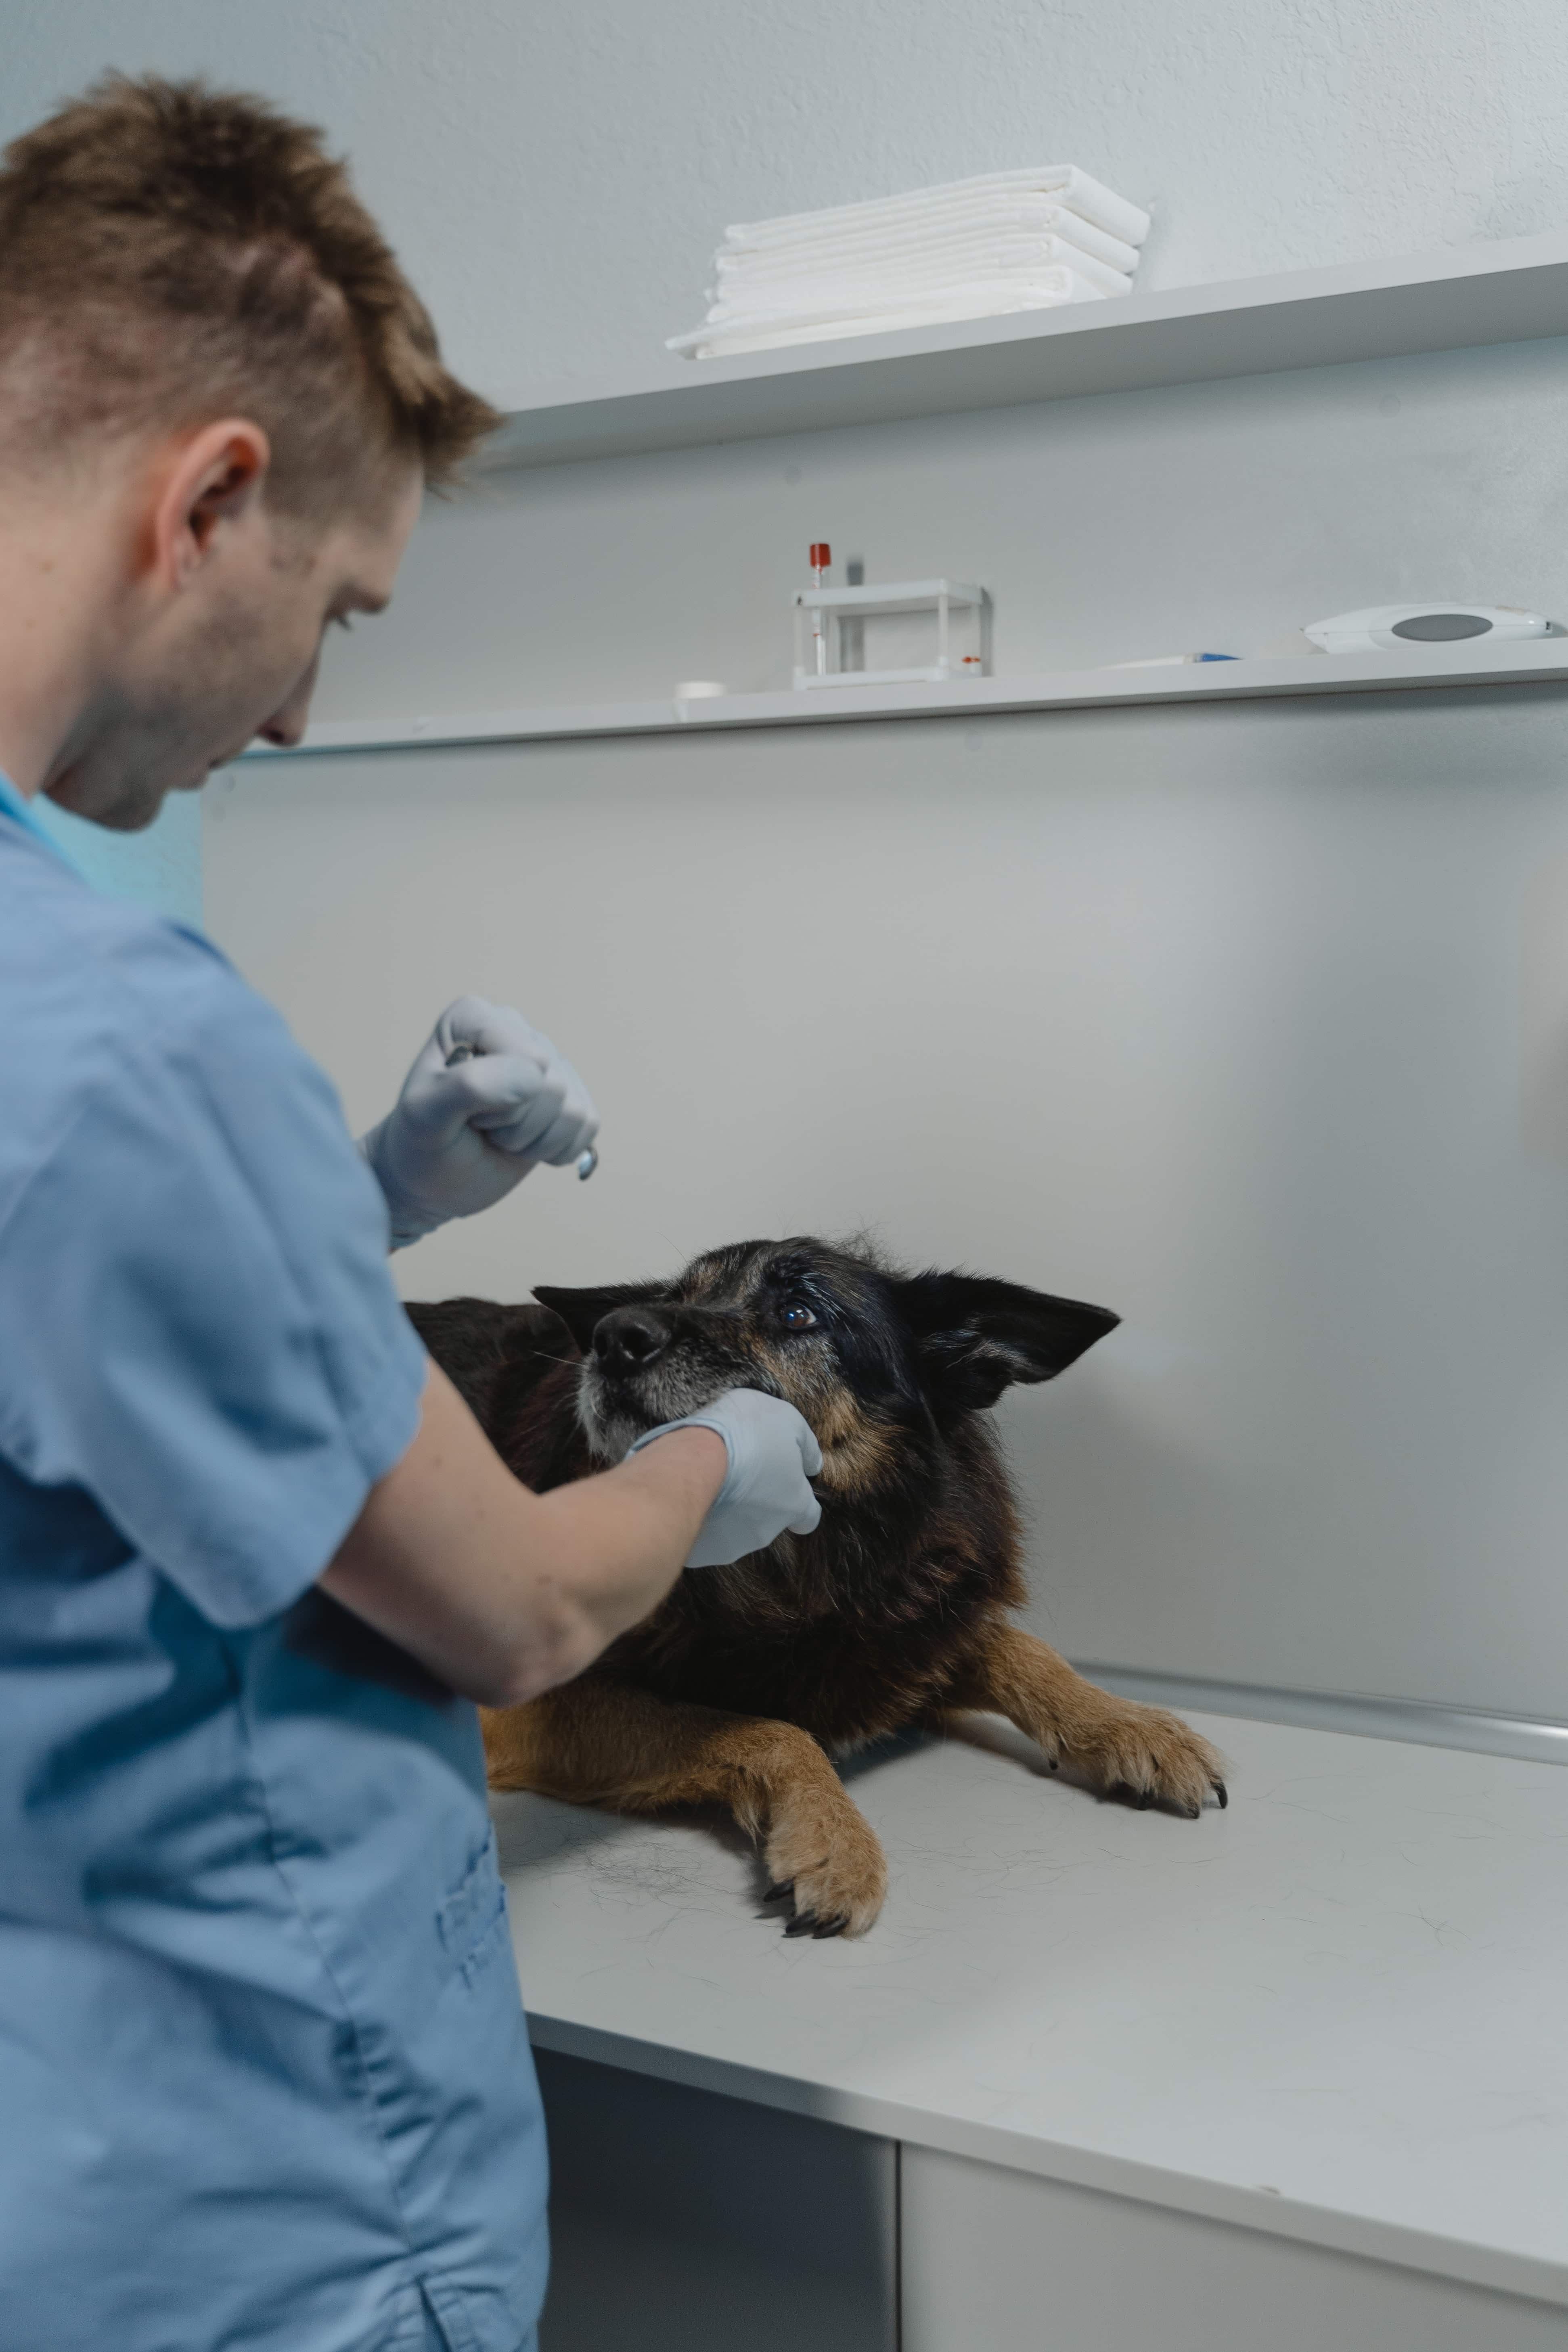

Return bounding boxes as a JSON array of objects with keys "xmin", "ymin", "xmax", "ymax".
[
  {"xmin": 628, "ymin": 1389, "xmax": 824, "ymax": 1568},
  {"xmin": 359, "ymin": 995, "xmax": 599, "ymax": 1249}
]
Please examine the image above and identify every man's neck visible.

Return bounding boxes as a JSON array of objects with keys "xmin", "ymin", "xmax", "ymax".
[{"xmin": 0, "ymin": 483, "xmax": 127, "ymax": 798}]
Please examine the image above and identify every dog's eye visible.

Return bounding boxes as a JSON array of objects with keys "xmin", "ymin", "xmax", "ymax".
[{"xmin": 781, "ymin": 1303, "xmax": 817, "ymax": 1330}]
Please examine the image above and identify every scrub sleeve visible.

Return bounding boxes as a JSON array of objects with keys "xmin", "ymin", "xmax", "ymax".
[{"xmin": 0, "ymin": 963, "xmax": 428, "ymax": 1627}]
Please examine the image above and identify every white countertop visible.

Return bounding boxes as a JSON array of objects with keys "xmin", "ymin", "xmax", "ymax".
[{"xmin": 495, "ymin": 1711, "xmax": 1568, "ymax": 2307}]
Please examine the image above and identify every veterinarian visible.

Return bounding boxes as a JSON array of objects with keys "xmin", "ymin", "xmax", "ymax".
[{"xmin": 0, "ymin": 77, "xmax": 823, "ymax": 2352}]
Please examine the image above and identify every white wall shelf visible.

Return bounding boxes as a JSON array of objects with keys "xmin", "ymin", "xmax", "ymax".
[
  {"xmin": 241, "ymin": 637, "xmax": 1568, "ymax": 762},
  {"xmin": 481, "ymin": 228, "xmax": 1568, "ymax": 471}
]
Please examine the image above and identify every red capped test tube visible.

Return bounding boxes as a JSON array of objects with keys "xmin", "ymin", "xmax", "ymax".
[{"xmin": 809, "ymin": 542, "xmax": 831, "ymax": 674}]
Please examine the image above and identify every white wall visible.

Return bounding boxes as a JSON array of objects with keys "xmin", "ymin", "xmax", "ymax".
[
  {"xmin": 10, "ymin": 0, "xmax": 1568, "ymax": 928},
  {"xmin": 21, "ymin": 0, "xmax": 1568, "ymax": 1715},
  {"xmin": 209, "ymin": 653, "xmax": 1568, "ymax": 1725},
  {"xmin": 8, "ymin": 0, "xmax": 1568, "ymax": 400},
  {"xmin": 208, "ymin": 328, "xmax": 1568, "ymax": 1725},
  {"xmin": 309, "ymin": 335, "xmax": 1568, "ymax": 716}
]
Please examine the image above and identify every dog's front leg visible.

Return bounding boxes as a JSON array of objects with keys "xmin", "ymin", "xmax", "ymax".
[
  {"xmin": 483, "ymin": 1678, "xmax": 888, "ymax": 1936},
  {"xmin": 942, "ymin": 1623, "xmax": 1227, "ymax": 1816}
]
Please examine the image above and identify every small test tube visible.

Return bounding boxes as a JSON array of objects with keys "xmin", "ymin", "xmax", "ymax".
[{"xmin": 810, "ymin": 542, "xmax": 830, "ymax": 676}]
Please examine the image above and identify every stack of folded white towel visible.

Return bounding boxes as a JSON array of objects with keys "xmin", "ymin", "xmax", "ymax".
[{"xmin": 666, "ymin": 165, "xmax": 1151, "ymax": 361}]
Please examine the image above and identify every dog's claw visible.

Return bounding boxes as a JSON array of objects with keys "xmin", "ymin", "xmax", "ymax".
[
  {"xmin": 812, "ymin": 1915, "xmax": 848, "ymax": 1939},
  {"xmin": 783, "ymin": 1912, "xmax": 820, "ymax": 1938},
  {"xmin": 1135, "ymin": 1790, "xmax": 1153, "ymax": 1811},
  {"xmin": 762, "ymin": 1881, "xmax": 793, "ymax": 1904},
  {"xmin": 1215, "ymin": 1782, "xmax": 1229, "ymax": 1810}
]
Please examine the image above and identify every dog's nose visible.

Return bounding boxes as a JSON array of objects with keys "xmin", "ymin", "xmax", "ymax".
[{"xmin": 593, "ymin": 1306, "xmax": 670, "ymax": 1371}]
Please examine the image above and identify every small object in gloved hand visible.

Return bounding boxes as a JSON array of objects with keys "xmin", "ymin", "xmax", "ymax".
[
  {"xmin": 452, "ymin": 1045, "xmax": 599, "ymax": 1182},
  {"xmin": 358, "ymin": 995, "xmax": 600, "ymax": 1247}
]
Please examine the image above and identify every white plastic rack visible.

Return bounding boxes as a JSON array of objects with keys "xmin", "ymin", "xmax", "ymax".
[{"xmin": 792, "ymin": 576, "xmax": 988, "ymax": 689}]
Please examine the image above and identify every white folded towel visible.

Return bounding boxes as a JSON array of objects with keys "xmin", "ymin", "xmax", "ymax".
[
  {"xmin": 666, "ymin": 269, "xmax": 1108, "ymax": 360},
  {"xmin": 705, "ymin": 238, "xmax": 1132, "ymax": 317},
  {"xmin": 724, "ymin": 165, "xmax": 1151, "ymax": 253},
  {"xmin": 669, "ymin": 166, "xmax": 1149, "ymax": 362},
  {"xmin": 714, "ymin": 203, "xmax": 1141, "ymax": 281}
]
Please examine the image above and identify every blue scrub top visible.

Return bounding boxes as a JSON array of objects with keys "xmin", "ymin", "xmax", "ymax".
[{"xmin": 0, "ymin": 786, "xmax": 547, "ymax": 2352}]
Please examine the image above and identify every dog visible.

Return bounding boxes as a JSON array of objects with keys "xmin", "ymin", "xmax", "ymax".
[{"xmin": 407, "ymin": 1236, "xmax": 1225, "ymax": 1938}]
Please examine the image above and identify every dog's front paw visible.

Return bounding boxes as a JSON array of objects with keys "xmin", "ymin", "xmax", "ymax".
[
  {"xmin": 762, "ymin": 1789, "xmax": 888, "ymax": 1938},
  {"xmin": 1063, "ymin": 1696, "xmax": 1227, "ymax": 1818}
]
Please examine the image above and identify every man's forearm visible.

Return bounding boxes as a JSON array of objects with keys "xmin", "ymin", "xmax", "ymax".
[
  {"xmin": 505, "ymin": 1435, "xmax": 730, "ymax": 1696},
  {"xmin": 322, "ymin": 1362, "xmax": 726, "ymax": 1706}
]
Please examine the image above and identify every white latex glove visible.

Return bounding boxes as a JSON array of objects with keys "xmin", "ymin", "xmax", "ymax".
[
  {"xmin": 627, "ymin": 1389, "xmax": 824, "ymax": 1568},
  {"xmin": 359, "ymin": 995, "xmax": 599, "ymax": 1249}
]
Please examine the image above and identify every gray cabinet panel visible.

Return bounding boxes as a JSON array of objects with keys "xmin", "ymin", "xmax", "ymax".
[
  {"xmin": 535, "ymin": 2048, "xmax": 896, "ymax": 2352},
  {"xmin": 900, "ymin": 2146, "xmax": 1568, "ymax": 2352}
]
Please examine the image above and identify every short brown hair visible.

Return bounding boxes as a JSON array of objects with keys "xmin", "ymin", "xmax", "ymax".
[{"xmin": 0, "ymin": 74, "xmax": 500, "ymax": 508}]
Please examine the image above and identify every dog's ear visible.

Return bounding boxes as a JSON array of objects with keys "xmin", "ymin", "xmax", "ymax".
[
  {"xmin": 889, "ymin": 1271, "xmax": 1119, "ymax": 1415},
  {"xmin": 532, "ymin": 1282, "xmax": 664, "ymax": 1356}
]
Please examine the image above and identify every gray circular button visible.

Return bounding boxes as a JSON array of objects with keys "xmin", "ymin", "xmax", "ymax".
[{"xmin": 1390, "ymin": 612, "xmax": 1492, "ymax": 641}]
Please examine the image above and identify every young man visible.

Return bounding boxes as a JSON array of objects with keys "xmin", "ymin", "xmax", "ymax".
[{"xmin": 0, "ymin": 76, "xmax": 821, "ymax": 2352}]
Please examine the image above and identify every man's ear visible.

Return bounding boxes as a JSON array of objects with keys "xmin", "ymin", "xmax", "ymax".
[
  {"xmin": 532, "ymin": 1283, "xmax": 664, "ymax": 1356},
  {"xmin": 152, "ymin": 419, "xmax": 271, "ymax": 591},
  {"xmin": 890, "ymin": 1271, "xmax": 1120, "ymax": 1415}
]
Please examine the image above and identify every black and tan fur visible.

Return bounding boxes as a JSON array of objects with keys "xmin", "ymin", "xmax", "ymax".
[{"xmin": 408, "ymin": 1237, "xmax": 1225, "ymax": 1938}]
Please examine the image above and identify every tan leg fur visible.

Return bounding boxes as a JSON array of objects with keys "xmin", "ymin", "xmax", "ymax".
[
  {"xmin": 944, "ymin": 1623, "xmax": 1227, "ymax": 1815},
  {"xmin": 483, "ymin": 1679, "xmax": 889, "ymax": 1935}
]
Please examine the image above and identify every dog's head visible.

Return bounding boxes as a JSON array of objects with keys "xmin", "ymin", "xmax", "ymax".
[{"xmin": 535, "ymin": 1237, "xmax": 1118, "ymax": 1495}]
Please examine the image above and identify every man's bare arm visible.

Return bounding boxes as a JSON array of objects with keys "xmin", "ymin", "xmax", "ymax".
[{"xmin": 320, "ymin": 1360, "xmax": 725, "ymax": 1707}]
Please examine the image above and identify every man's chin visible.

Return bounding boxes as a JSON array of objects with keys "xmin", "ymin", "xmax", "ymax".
[
  {"xmin": 97, "ymin": 790, "xmax": 172, "ymax": 834},
  {"xmin": 42, "ymin": 790, "xmax": 151, "ymax": 835},
  {"xmin": 48, "ymin": 733, "xmax": 244, "ymax": 830},
  {"xmin": 102, "ymin": 765, "xmax": 218, "ymax": 828},
  {"xmin": 45, "ymin": 767, "xmax": 175, "ymax": 833}
]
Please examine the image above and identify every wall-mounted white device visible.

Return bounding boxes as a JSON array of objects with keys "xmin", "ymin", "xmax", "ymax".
[{"xmin": 1304, "ymin": 603, "xmax": 1554, "ymax": 655}]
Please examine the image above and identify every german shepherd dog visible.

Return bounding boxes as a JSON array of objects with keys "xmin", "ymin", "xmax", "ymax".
[{"xmin": 408, "ymin": 1237, "xmax": 1225, "ymax": 1938}]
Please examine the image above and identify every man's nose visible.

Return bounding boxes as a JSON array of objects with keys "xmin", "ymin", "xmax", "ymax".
[
  {"xmin": 256, "ymin": 651, "xmax": 321, "ymax": 750},
  {"xmin": 593, "ymin": 1307, "xmax": 671, "ymax": 1371}
]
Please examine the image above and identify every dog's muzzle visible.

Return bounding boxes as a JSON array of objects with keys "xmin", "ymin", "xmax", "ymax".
[
  {"xmin": 592, "ymin": 1305, "xmax": 672, "ymax": 1372},
  {"xmin": 577, "ymin": 1305, "xmax": 766, "ymax": 1462}
]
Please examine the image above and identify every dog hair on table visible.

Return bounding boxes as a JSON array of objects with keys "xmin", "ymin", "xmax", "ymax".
[{"xmin": 407, "ymin": 1237, "xmax": 1225, "ymax": 1939}]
